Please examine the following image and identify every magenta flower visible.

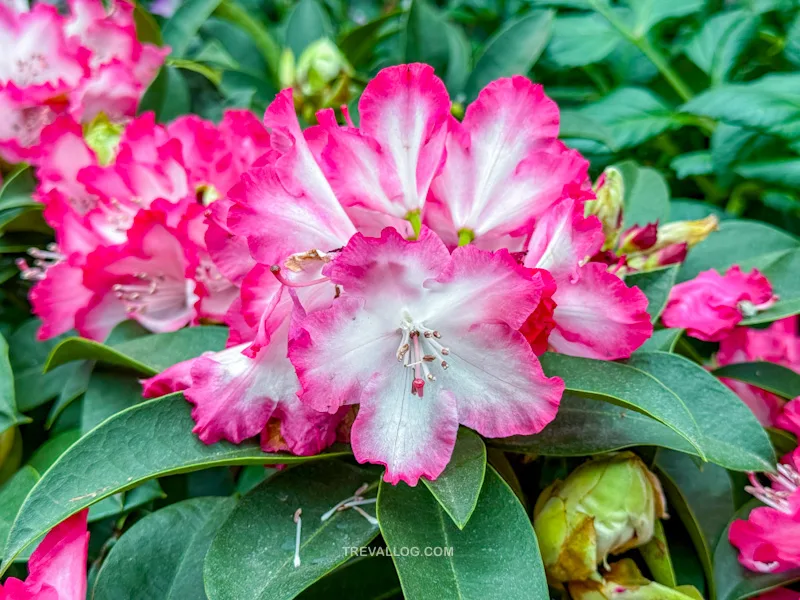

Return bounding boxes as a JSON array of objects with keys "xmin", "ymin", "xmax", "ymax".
[{"xmin": 662, "ymin": 265, "xmax": 777, "ymax": 341}]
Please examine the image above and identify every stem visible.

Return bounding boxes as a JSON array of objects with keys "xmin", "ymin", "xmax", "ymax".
[
  {"xmin": 214, "ymin": 0, "xmax": 281, "ymax": 79},
  {"xmin": 588, "ymin": 0, "xmax": 694, "ymax": 102}
]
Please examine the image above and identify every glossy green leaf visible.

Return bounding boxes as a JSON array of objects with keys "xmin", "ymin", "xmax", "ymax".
[
  {"xmin": 735, "ymin": 158, "xmax": 800, "ymax": 188},
  {"xmin": 786, "ymin": 12, "xmax": 800, "ymax": 67},
  {"xmin": 491, "ymin": 393, "xmax": 698, "ymax": 457},
  {"xmin": 45, "ymin": 326, "xmax": 228, "ymax": 376},
  {"xmin": 685, "ymin": 11, "xmax": 759, "ymax": 84},
  {"xmin": 405, "ymin": 0, "xmax": 449, "ymax": 74},
  {"xmin": 637, "ymin": 328, "xmax": 683, "ymax": 353},
  {"xmin": 285, "ymin": 0, "xmax": 332, "ymax": 57},
  {"xmin": 624, "ymin": 0, "xmax": 704, "ymax": 34},
  {"xmin": 540, "ymin": 353, "xmax": 706, "ymax": 457},
  {"xmin": 296, "ymin": 556, "xmax": 401, "ymax": 599},
  {"xmin": 741, "ymin": 248, "xmax": 800, "ymax": 324},
  {"xmin": 338, "ymin": 11, "xmax": 400, "ymax": 68},
  {"xmin": 162, "ymin": 0, "xmax": 222, "ymax": 56},
  {"xmin": 465, "ymin": 10, "xmax": 554, "ymax": 101},
  {"xmin": 0, "ymin": 467, "xmax": 39, "ymax": 562},
  {"xmin": 45, "ymin": 360, "xmax": 93, "ymax": 429},
  {"xmin": 713, "ymin": 361, "xmax": 800, "ymax": 399},
  {"xmin": 0, "ymin": 332, "xmax": 26, "ymax": 436},
  {"xmin": 422, "ymin": 428, "xmax": 486, "ymax": 529},
  {"xmin": 377, "ymin": 466, "xmax": 547, "ymax": 599},
  {"xmin": 656, "ymin": 449, "xmax": 736, "ymax": 599},
  {"xmin": 9, "ymin": 320, "xmax": 81, "ymax": 413},
  {"xmin": 678, "ymin": 220, "xmax": 799, "ymax": 282},
  {"xmin": 626, "ymin": 265, "xmax": 679, "ymax": 323},
  {"xmin": 627, "ymin": 353, "xmax": 775, "ymax": 472},
  {"xmin": 615, "ymin": 159, "xmax": 671, "ymax": 228},
  {"xmin": 580, "ymin": 88, "xmax": 680, "ymax": 150},
  {"xmin": 559, "ymin": 110, "xmax": 617, "ymax": 148},
  {"xmin": 94, "ymin": 497, "xmax": 236, "ymax": 600},
  {"xmin": 0, "ymin": 394, "xmax": 349, "ymax": 571},
  {"xmin": 640, "ymin": 520, "xmax": 678, "ymax": 587},
  {"xmin": 672, "ymin": 151, "xmax": 713, "ymax": 178},
  {"xmin": 139, "ymin": 66, "xmax": 191, "ymax": 123},
  {"xmin": 204, "ymin": 461, "xmax": 380, "ymax": 600},
  {"xmin": 26, "ymin": 430, "xmax": 81, "ymax": 474},
  {"xmin": 546, "ymin": 12, "xmax": 621, "ymax": 66},
  {"xmin": 81, "ymin": 371, "xmax": 145, "ymax": 434},
  {"xmin": 713, "ymin": 500, "xmax": 800, "ymax": 600},
  {"xmin": 89, "ymin": 479, "xmax": 165, "ymax": 523}
]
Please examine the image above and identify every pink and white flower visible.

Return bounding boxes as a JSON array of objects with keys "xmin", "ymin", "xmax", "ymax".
[
  {"xmin": 662, "ymin": 266, "xmax": 778, "ymax": 342},
  {"xmin": 288, "ymin": 227, "xmax": 564, "ymax": 485},
  {"xmin": 0, "ymin": 510, "xmax": 89, "ymax": 599}
]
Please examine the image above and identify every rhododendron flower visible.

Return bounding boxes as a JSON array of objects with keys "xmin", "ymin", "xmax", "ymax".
[
  {"xmin": 0, "ymin": 510, "xmax": 88, "ymax": 599},
  {"xmin": 289, "ymin": 227, "xmax": 564, "ymax": 485},
  {"xmin": 662, "ymin": 266, "xmax": 777, "ymax": 341},
  {"xmin": 715, "ymin": 317, "xmax": 800, "ymax": 426},
  {"xmin": 730, "ymin": 448, "xmax": 800, "ymax": 574},
  {"xmin": 0, "ymin": 0, "xmax": 165, "ymax": 163},
  {"xmin": 756, "ymin": 590, "xmax": 800, "ymax": 600},
  {"xmin": 777, "ymin": 398, "xmax": 800, "ymax": 438}
]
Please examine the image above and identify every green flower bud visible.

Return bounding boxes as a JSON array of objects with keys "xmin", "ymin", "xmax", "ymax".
[
  {"xmin": 568, "ymin": 559, "xmax": 701, "ymax": 600},
  {"xmin": 278, "ymin": 48, "xmax": 296, "ymax": 91},
  {"xmin": 651, "ymin": 215, "xmax": 719, "ymax": 252},
  {"xmin": 585, "ymin": 167, "xmax": 624, "ymax": 252},
  {"xmin": 83, "ymin": 113, "xmax": 123, "ymax": 166},
  {"xmin": 296, "ymin": 39, "xmax": 350, "ymax": 97},
  {"xmin": 533, "ymin": 452, "xmax": 667, "ymax": 584}
]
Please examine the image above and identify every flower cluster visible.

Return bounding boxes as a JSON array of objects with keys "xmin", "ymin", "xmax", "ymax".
[
  {"xmin": 0, "ymin": 0, "xmax": 166, "ymax": 164},
  {"xmin": 20, "ymin": 109, "xmax": 271, "ymax": 340},
  {"xmin": 136, "ymin": 64, "xmax": 654, "ymax": 485}
]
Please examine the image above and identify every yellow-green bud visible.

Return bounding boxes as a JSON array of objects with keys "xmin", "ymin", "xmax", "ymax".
[
  {"xmin": 83, "ymin": 114, "xmax": 123, "ymax": 166},
  {"xmin": 278, "ymin": 48, "xmax": 296, "ymax": 91},
  {"xmin": 585, "ymin": 167, "xmax": 624, "ymax": 251},
  {"xmin": 533, "ymin": 452, "xmax": 667, "ymax": 584},
  {"xmin": 568, "ymin": 559, "xmax": 701, "ymax": 600},
  {"xmin": 651, "ymin": 215, "xmax": 719, "ymax": 252},
  {"xmin": 295, "ymin": 38, "xmax": 352, "ymax": 98}
]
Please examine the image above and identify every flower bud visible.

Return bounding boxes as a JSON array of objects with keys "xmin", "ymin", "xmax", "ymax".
[
  {"xmin": 533, "ymin": 452, "xmax": 667, "ymax": 584},
  {"xmin": 296, "ymin": 39, "xmax": 350, "ymax": 97},
  {"xmin": 651, "ymin": 215, "xmax": 719, "ymax": 252},
  {"xmin": 618, "ymin": 222, "xmax": 658, "ymax": 254},
  {"xmin": 278, "ymin": 48, "xmax": 296, "ymax": 91},
  {"xmin": 568, "ymin": 559, "xmax": 702, "ymax": 600},
  {"xmin": 83, "ymin": 113, "xmax": 123, "ymax": 166},
  {"xmin": 626, "ymin": 242, "xmax": 688, "ymax": 272},
  {"xmin": 585, "ymin": 167, "xmax": 624, "ymax": 252}
]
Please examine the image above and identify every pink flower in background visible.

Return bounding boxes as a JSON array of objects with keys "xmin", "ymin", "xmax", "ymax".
[
  {"xmin": 756, "ymin": 590, "xmax": 800, "ymax": 600},
  {"xmin": 662, "ymin": 266, "xmax": 777, "ymax": 341},
  {"xmin": 0, "ymin": 510, "xmax": 88, "ymax": 599},
  {"xmin": 730, "ymin": 448, "xmax": 800, "ymax": 574},
  {"xmin": 715, "ymin": 317, "xmax": 799, "ymax": 427},
  {"xmin": 0, "ymin": 0, "xmax": 165, "ymax": 163}
]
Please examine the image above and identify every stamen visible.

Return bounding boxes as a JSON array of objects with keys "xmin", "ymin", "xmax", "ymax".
[
  {"xmin": 270, "ymin": 265, "xmax": 331, "ymax": 288},
  {"xmin": 293, "ymin": 508, "xmax": 302, "ymax": 568},
  {"xmin": 321, "ymin": 484, "xmax": 370, "ymax": 521},
  {"xmin": 349, "ymin": 505, "xmax": 378, "ymax": 526}
]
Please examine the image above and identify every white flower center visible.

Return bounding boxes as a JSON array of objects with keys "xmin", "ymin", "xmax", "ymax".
[
  {"xmin": 395, "ymin": 316, "xmax": 449, "ymax": 397},
  {"xmin": 745, "ymin": 462, "xmax": 800, "ymax": 514},
  {"xmin": 113, "ymin": 272, "xmax": 192, "ymax": 315}
]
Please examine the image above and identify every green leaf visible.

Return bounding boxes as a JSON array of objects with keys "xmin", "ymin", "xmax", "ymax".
[
  {"xmin": 45, "ymin": 360, "xmax": 93, "ymax": 429},
  {"xmin": 546, "ymin": 12, "xmax": 621, "ymax": 67},
  {"xmin": 625, "ymin": 265, "xmax": 679, "ymax": 323},
  {"xmin": 204, "ymin": 461, "xmax": 380, "ymax": 600},
  {"xmin": 405, "ymin": 0, "xmax": 450, "ymax": 74},
  {"xmin": 162, "ymin": 0, "xmax": 222, "ymax": 57},
  {"xmin": 81, "ymin": 372, "xmax": 145, "ymax": 434},
  {"xmin": 89, "ymin": 480, "xmax": 165, "ymax": 523},
  {"xmin": 710, "ymin": 124, "xmax": 761, "ymax": 185},
  {"xmin": 0, "ymin": 394, "xmax": 349, "ymax": 571},
  {"xmin": 0, "ymin": 332, "xmax": 27, "ymax": 436},
  {"xmin": 540, "ymin": 353, "xmax": 706, "ymax": 458},
  {"xmin": 26, "ymin": 430, "xmax": 81, "ymax": 474},
  {"xmin": 624, "ymin": 0, "xmax": 705, "ymax": 35},
  {"xmin": 465, "ymin": 10, "xmax": 554, "ymax": 101},
  {"xmin": 491, "ymin": 393, "xmax": 699, "ymax": 457},
  {"xmin": 0, "ymin": 467, "xmax": 39, "ymax": 562},
  {"xmin": 285, "ymin": 0, "xmax": 332, "ymax": 57},
  {"xmin": 421, "ymin": 428, "xmax": 486, "ymax": 529},
  {"xmin": 559, "ymin": 110, "xmax": 617, "ymax": 148},
  {"xmin": 639, "ymin": 520, "xmax": 678, "ymax": 587},
  {"xmin": 627, "ymin": 352, "xmax": 776, "ymax": 472},
  {"xmin": 678, "ymin": 220, "xmax": 799, "ymax": 282},
  {"xmin": 740, "ymin": 248, "xmax": 800, "ymax": 324},
  {"xmin": 681, "ymin": 74, "xmax": 800, "ymax": 140},
  {"xmin": 296, "ymin": 556, "xmax": 401, "ymax": 599},
  {"xmin": 671, "ymin": 151, "xmax": 713, "ymax": 178},
  {"xmin": 637, "ymin": 328, "xmax": 683, "ymax": 353},
  {"xmin": 46, "ymin": 326, "xmax": 229, "ymax": 375},
  {"xmin": 656, "ymin": 449, "xmax": 736, "ymax": 600},
  {"xmin": 713, "ymin": 362, "xmax": 800, "ymax": 400},
  {"xmin": 377, "ymin": 466, "xmax": 547, "ymax": 599},
  {"xmin": 94, "ymin": 497, "xmax": 236, "ymax": 600},
  {"xmin": 338, "ymin": 11, "xmax": 400, "ymax": 68},
  {"xmin": 138, "ymin": 66, "xmax": 191, "ymax": 122},
  {"xmin": 734, "ymin": 158, "xmax": 800, "ymax": 188},
  {"xmin": 580, "ymin": 88, "xmax": 680, "ymax": 150},
  {"xmin": 615, "ymin": 159, "xmax": 671, "ymax": 227},
  {"xmin": 685, "ymin": 11, "xmax": 759, "ymax": 85},
  {"xmin": 713, "ymin": 499, "xmax": 800, "ymax": 600},
  {"xmin": 786, "ymin": 12, "xmax": 800, "ymax": 67},
  {"xmin": 133, "ymin": 2, "xmax": 163, "ymax": 46},
  {"xmin": 9, "ymin": 320, "xmax": 82, "ymax": 413}
]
